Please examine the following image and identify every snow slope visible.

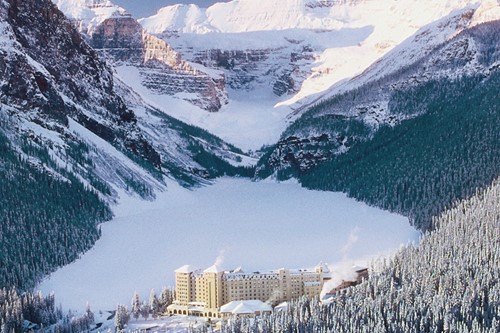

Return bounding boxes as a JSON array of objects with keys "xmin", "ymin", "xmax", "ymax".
[
  {"xmin": 134, "ymin": 0, "xmax": 497, "ymax": 150},
  {"xmin": 38, "ymin": 178, "xmax": 418, "ymax": 312},
  {"xmin": 287, "ymin": 0, "xmax": 500, "ymax": 115},
  {"xmin": 55, "ymin": 0, "xmax": 499, "ymax": 152},
  {"xmin": 116, "ymin": 65, "xmax": 289, "ymax": 151},
  {"xmin": 54, "ymin": 0, "xmax": 131, "ymax": 35}
]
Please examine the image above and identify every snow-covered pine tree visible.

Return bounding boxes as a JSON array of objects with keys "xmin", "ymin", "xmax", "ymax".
[
  {"xmin": 140, "ymin": 301, "xmax": 150, "ymax": 320},
  {"xmin": 159, "ymin": 287, "xmax": 174, "ymax": 313},
  {"xmin": 149, "ymin": 289, "xmax": 161, "ymax": 320},
  {"xmin": 114, "ymin": 304, "xmax": 129, "ymax": 332},
  {"xmin": 131, "ymin": 292, "xmax": 141, "ymax": 321},
  {"xmin": 215, "ymin": 177, "xmax": 500, "ymax": 332}
]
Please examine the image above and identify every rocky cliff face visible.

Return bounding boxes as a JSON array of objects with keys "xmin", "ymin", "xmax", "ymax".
[
  {"xmin": 140, "ymin": 33, "xmax": 227, "ymax": 112},
  {"xmin": 90, "ymin": 16, "xmax": 144, "ymax": 62},
  {"xmin": 0, "ymin": 0, "xmax": 249, "ymax": 199},
  {"xmin": 1, "ymin": 0, "xmax": 160, "ymax": 167},
  {"xmin": 57, "ymin": 1, "xmax": 228, "ymax": 112},
  {"xmin": 186, "ymin": 45, "xmax": 317, "ymax": 96},
  {"xmin": 157, "ymin": 31, "xmax": 323, "ymax": 106},
  {"xmin": 256, "ymin": 18, "xmax": 500, "ymax": 178}
]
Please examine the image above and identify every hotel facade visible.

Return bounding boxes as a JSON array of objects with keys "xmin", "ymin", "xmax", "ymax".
[{"xmin": 167, "ymin": 263, "xmax": 331, "ymax": 318}]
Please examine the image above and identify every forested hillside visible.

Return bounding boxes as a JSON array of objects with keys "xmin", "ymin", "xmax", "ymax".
[
  {"xmin": 0, "ymin": 289, "xmax": 95, "ymax": 333},
  {"xmin": 257, "ymin": 21, "xmax": 500, "ymax": 231},
  {"xmin": 0, "ymin": 0, "xmax": 254, "ymax": 295},
  {"xmin": 300, "ymin": 70, "xmax": 500, "ymax": 230},
  {"xmin": 0, "ymin": 126, "xmax": 112, "ymax": 290},
  {"xmin": 219, "ymin": 176, "xmax": 500, "ymax": 332}
]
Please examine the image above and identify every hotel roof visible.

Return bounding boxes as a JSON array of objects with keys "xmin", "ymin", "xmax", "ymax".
[
  {"xmin": 175, "ymin": 264, "xmax": 200, "ymax": 273},
  {"xmin": 204, "ymin": 264, "xmax": 223, "ymax": 273},
  {"xmin": 220, "ymin": 300, "xmax": 272, "ymax": 315}
]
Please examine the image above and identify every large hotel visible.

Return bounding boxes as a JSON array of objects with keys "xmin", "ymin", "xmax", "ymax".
[{"xmin": 167, "ymin": 263, "xmax": 332, "ymax": 318}]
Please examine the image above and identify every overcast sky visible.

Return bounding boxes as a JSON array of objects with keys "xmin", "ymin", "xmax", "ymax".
[{"xmin": 113, "ymin": 0, "xmax": 220, "ymax": 18}]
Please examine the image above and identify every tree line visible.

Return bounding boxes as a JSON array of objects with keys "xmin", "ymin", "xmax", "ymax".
[{"xmin": 215, "ymin": 176, "xmax": 500, "ymax": 332}]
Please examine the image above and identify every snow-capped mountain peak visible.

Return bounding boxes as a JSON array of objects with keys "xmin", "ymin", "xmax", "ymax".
[
  {"xmin": 139, "ymin": 0, "xmax": 494, "ymax": 36},
  {"xmin": 138, "ymin": 4, "xmax": 213, "ymax": 34},
  {"xmin": 140, "ymin": 0, "xmax": 354, "ymax": 34},
  {"xmin": 55, "ymin": 0, "xmax": 130, "ymax": 35}
]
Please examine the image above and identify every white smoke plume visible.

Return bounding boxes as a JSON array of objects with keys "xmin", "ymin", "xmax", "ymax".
[
  {"xmin": 340, "ymin": 226, "xmax": 360, "ymax": 260},
  {"xmin": 320, "ymin": 262, "xmax": 359, "ymax": 299},
  {"xmin": 214, "ymin": 249, "xmax": 225, "ymax": 267},
  {"xmin": 320, "ymin": 227, "xmax": 362, "ymax": 299}
]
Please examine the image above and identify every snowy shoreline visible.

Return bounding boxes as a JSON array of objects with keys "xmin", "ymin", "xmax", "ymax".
[{"xmin": 38, "ymin": 178, "xmax": 418, "ymax": 313}]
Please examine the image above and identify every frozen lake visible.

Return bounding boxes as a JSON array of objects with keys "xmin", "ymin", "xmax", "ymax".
[{"xmin": 38, "ymin": 178, "xmax": 419, "ymax": 312}]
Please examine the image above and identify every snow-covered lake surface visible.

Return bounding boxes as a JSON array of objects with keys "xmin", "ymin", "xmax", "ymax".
[{"xmin": 38, "ymin": 178, "xmax": 419, "ymax": 312}]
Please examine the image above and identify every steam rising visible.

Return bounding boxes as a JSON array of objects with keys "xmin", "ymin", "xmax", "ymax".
[
  {"xmin": 340, "ymin": 226, "xmax": 360, "ymax": 260},
  {"xmin": 320, "ymin": 263, "xmax": 359, "ymax": 299},
  {"xmin": 214, "ymin": 249, "xmax": 225, "ymax": 267},
  {"xmin": 320, "ymin": 227, "xmax": 361, "ymax": 299}
]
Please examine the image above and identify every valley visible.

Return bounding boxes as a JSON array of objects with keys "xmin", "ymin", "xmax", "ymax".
[
  {"xmin": 38, "ymin": 177, "xmax": 418, "ymax": 312},
  {"xmin": 0, "ymin": 0, "xmax": 499, "ymax": 332}
]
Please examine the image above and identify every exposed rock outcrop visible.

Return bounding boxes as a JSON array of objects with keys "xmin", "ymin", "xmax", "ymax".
[
  {"xmin": 140, "ymin": 33, "xmax": 227, "ymax": 112},
  {"xmin": 1, "ymin": 0, "xmax": 160, "ymax": 166},
  {"xmin": 58, "ymin": 2, "xmax": 228, "ymax": 112},
  {"xmin": 180, "ymin": 43, "xmax": 319, "ymax": 96},
  {"xmin": 257, "ymin": 19, "xmax": 500, "ymax": 178}
]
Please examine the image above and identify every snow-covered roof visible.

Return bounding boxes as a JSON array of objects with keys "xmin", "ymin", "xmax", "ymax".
[
  {"xmin": 166, "ymin": 303, "xmax": 186, "ymax": 311},
  {"xmin": 274, "ymin": 302, "xmax": 288, "ymax": 312},
  {"xmin": 175, "ymin": 264, "xmax": 199, "ymax": 273},
  {"xmin": 203, "ymin": 264, "xmax": 223, "ymax": 273},
  {"xmin": 232, "ymin": 303, "xmax": 255, "ymax": 314},
  {"xmin": 353, "ymin": 265, "xmax": 368, "ymax": 272},
  {"xmin": 220, "ymin": 300, "xmax": 272, "ymax": 315}
]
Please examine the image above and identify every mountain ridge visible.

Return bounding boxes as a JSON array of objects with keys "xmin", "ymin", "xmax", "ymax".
[
  {"xmin": 0, "ymin": 0, "xmax": 253, "ymax": 291},
  {"xmin": 256, "ymin": 19, "xmax": 500, "ymax": 230},
  {"xmin": 1, "ymin": 0, "xmax": 499, "ymax": 298},
  {"xmin": 122, "ymin": 0, "xmax": 500, "ymax": 150}
]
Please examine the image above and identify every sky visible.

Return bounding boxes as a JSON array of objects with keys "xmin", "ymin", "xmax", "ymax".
[{"xmin": 113, "ymin": 0, "xmax": 220, "ymax": 18}]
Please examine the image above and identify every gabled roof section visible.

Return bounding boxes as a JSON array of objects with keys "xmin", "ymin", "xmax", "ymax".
[
  {"xmin": 175, "ymin": 264, "xmax": 199, "ymax": 273},
  {"xmin": 220, "ymin": 300, "xmax": 272, "ymax": 314},
  {"xmin": 203, "ymin": 264, "xmax": 223, "ymax": 273},
  {"xmin": 353, "ymin": 265, "xmax": 368, "ymax": 272}
]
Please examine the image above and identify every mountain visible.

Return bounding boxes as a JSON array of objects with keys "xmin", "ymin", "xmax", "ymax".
[
  {"xmin": 1, "ymin": 0, "xmax": 161, "ymax": 187},
  {"xmin": 55, "ymin": 0, "xmax": 228, "ymax": 112},
  {"xmin": 122, "ymin": 0, "xmax": 497, "ymax": 150},
  {"xmin": 0, "ymin": 0, "xmax": 251, "ymax": 291},
  {"xmin": 256, "ymin": 17, "xmax": 500, "ymax": 230},
  {"xmin": 55, "ymin": 1, "xmax": 499, "ymax": 152},
  {"xmin": 258, "ymin": 1, "xmax": 500, "ymax": 175},
  {"xmin": 50, "ymin": 0, "xmax": 500, "ymax": 170}
]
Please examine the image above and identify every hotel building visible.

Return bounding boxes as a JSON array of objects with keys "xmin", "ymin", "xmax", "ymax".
[{"xmin": 167, "ymin": 263, "xmax": 331, "ymax": 318}]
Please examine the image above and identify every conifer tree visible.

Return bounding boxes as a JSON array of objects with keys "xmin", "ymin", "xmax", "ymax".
[
  {"xmin": 140, "ymin": 302, "xmax": 150, "ymax": 321},
  {"xmin": 114, "ymin": 305, "xmax": 129, "ymax": 332},
  {"xmin": 149, "ymin": 289, "xmax": 161, "ymax": 319},
  {"xmin": 131, "ymin": 292, "xmax": 141, "ymax": 321}
]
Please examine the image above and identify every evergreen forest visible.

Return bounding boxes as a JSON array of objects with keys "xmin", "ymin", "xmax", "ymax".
[
  {"xmin": 217, "ymin": 176, "xmax": 500, "ymax": 333},
  {"xmin": 299, "ymin": 70, "xmax": 500, "ymax": 231},
  {"xmin": 0, "ymin": 128, "xmax": 112, "ymax": 291}
]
